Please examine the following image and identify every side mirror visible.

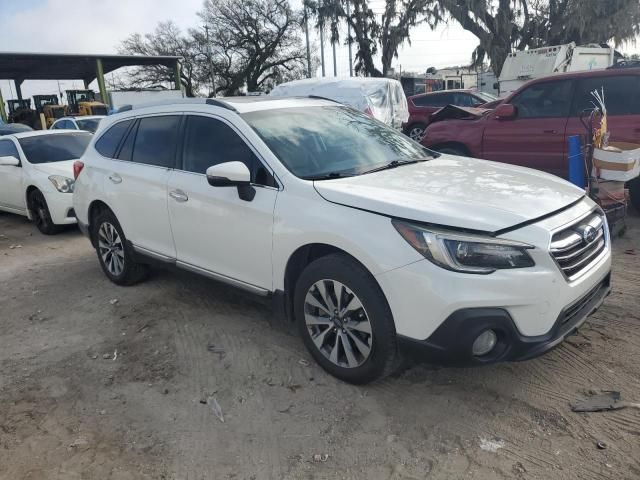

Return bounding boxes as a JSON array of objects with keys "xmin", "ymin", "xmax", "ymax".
[
  {"xmin": 206, "ymin": 161, "xmax": 251, "ymax": 187},
  {"xmin": 0, "ymin": 155, "xmax": 19, "ymax": 166},
  {"xmin": 494, "ymin": 103, "xmax": 516, "ymax": 120},
  {"xmin": 206, "ymin": 161, "xmax": 255, "ymax": 202}
]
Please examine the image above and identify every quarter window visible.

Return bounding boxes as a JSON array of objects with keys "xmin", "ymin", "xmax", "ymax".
[
  {"xmin": 95, "ymin": 119, "xmax": 133, "ymax": 158},
  {"xmin": 511, "ymin": 80, "xmax": 573, "ymax": 118},
  {"xmin": 131, "ymin": 115, "xmax": 180, "ymax": 168},
  {"xmin": 182, "ymin": 115, "xmax": 275, "ymax": 186},
  {"xmin": 0, "ymin": 140, "xmax": 19, "ymax": 159}
]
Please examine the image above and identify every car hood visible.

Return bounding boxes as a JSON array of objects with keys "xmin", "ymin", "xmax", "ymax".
[
  {"xmin": 313, "ymin": 156, "xmax": 584, "ymax": 232},
  {"xmin": 32, "ymin": 159, "xmax": 75, "ymax": 178}
]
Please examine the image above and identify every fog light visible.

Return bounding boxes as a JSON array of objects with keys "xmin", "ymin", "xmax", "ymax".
[{"xmin": 472, "ymin": 330, "xmax": 497, "ymax": 356}]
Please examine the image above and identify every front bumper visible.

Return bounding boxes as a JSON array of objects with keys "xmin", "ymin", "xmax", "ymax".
[{"xmin": 398, "ymin": 273, "xmax": 610, "ymax": 366}]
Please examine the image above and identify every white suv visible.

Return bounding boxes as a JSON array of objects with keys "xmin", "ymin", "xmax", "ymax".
[{"xmin": 73, "ymin": 98, "xmax": 612, "ymax": 384}]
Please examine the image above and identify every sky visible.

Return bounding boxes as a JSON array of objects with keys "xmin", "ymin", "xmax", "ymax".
[{"xmin": 1, "ymin": 0, "xmax": 639, "ymax": 102}]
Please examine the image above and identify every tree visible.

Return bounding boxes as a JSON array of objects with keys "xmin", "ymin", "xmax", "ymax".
[
  {"xmin": 437, "ymin": 0, "xmax": 640, "ymax": 76},
  {"xmin": 198, "ymin": 0, "xmax": 308, "ymax": 94},
  {"xmin": 308, "ymin": 0, "xmax": 438, "ymax": 77},
  {"xmin": 119, "ymin": 21, "xmax": 204, "ymax": 97}
]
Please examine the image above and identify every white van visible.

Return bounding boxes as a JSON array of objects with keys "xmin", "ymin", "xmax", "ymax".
[{"xmin": 270, "ymin": 77, "xmax": 409, "ymax": 129}]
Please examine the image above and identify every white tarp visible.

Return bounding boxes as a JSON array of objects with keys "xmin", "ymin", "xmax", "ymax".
[{"xmin": 269, "ymin": 77, "xmax": 409, "ymax": 128}]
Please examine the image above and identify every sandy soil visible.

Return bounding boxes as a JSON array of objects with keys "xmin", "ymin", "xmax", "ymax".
[{"xmin": 1, "ymin": 210, "xmax": 639, "ymax": 480}]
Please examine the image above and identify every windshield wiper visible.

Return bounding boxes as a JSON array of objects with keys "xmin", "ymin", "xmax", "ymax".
[
  {"xmin": 301, "ymin": 171, "xmax": 352, "ymax": 181},
  {"xmin": 359, "ymin": 159, "xmax": 424, "ymax": 176}
]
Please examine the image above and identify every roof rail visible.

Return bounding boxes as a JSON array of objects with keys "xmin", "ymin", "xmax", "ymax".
[
  {"xmin": 205, "ymin": 98, "xmax": 237, "ymax": 111},
  {"xmin": 116, "ymin": 104, "xmax": 132, "ymax": 113}
]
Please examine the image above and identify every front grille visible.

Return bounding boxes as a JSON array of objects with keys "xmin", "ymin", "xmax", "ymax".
[{"xmin": 550, "ymin": 211, "xmax": 607, "ymax": 280}]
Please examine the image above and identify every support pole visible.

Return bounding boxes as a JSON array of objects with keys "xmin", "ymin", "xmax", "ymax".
[
  {"xmin": 174, "ymin": 60, "xmax": 182, "ymax": 92},
  {"xmin": 96, "ymin": 58, "xmax": 109, "ymax": 108},
  {"xmin": 319, "ymin": 23, "xmax": 326, "ymax": 77},
  {"xmin": 346, "ymin": 0, "xmax": 353, "ymax": 76},
  {"xmin": 332, "ymin": 14, "xmax": 337, "ymax": 77},
  {"xmin": 205, "ymin": 25, "xmax": 217, "ymax": 97}
]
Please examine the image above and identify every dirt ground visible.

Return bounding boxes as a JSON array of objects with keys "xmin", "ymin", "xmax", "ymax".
[{"xmin": 1, "ymin": 209, "xmax": 639, "ymax": 480}]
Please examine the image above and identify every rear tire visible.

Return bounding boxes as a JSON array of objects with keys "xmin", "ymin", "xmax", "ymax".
[
  {"xmin": 294, "ymin": 253, "xmax": 399, "ymax": 384},
  {"xmin": 28, "ymin": 189, "xmax": 60, "ymax": 235},
  {"xmin": 92, "ymin": 209, "xmax": 149, "ymax": 286}
]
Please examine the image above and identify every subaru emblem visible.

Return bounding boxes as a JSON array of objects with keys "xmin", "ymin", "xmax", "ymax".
[{"xmin": 582, "ymin": 225, "xmax": 597, "ymax": 244}]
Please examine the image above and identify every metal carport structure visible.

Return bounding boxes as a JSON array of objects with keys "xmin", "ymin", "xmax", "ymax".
[{"xmin": 0, "ymin": 52, "xmax": 182, "ymax": 121}]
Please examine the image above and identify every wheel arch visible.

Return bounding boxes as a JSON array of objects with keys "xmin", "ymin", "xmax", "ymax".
[
  {"xmin": 25, "ymin": 185, "xmax": 41, "ymax": 219},
  {"xmin": 281, "ymin": 243, "xmax": 381, "ymax": 323},
  {"xmin": 87, "ymin": 199, "xmax": 114, "ymax": 247}
]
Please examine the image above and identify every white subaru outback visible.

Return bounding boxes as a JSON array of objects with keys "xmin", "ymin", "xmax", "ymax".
[{"xmin": 73, "ymin": 97, "xmax": 611, "ymax": 384}]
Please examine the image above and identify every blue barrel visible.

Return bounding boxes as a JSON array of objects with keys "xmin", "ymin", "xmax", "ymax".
[{"xmin": 568, "ymin": 135, "xmax": 585, "ymax": 188}]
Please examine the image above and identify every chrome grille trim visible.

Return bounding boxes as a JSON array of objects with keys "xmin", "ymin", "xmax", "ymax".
[{"xmin": 549, "ymin": 209, "xmax": 608, "ymax": 281}]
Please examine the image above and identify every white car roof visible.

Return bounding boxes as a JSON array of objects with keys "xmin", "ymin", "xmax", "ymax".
[{"xmin": 55, "ymin": 115, "xmax": 106, "ymax": 121}]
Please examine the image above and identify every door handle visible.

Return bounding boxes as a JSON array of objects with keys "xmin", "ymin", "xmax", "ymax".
[
  {"xmin": 169, "ymin": 190, "xmax": 188, "ymax": 202},
  {"xmin": 108, "ymin": 173, "xmax": 122, "ymax": 184},
  {"xmin": 543, "ymin": 129, "xmax": 558, "ymax": 134}
]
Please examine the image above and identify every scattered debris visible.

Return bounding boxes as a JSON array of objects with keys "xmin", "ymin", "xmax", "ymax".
[
  {"xmin": 102, "ymin": 353, "xmax": 111, "ymax": 360},
  {"xmin": 298, "ymin": 359, "xmax": 309, "ymax": 366},
  {"xmin": 277, "ymin": 404, "xmax": 293, "ymax": 414},
  {"xmin": 137, "ymin": 322, "xmax": 151, "ymax": 333},
  {"xmin": 512, "ymin": 462, "xmax": 527, "ymax": 474},
  {"xmin": 624, "ymin": 249, "xmax": 636, "ymax": 255},
  {"xmin": 99, "ymin": 409, "xmax": 106, "ymax": 415},
  {"xmin": 163, "ymin": 388, "xmax": 169, "ymax": 395},
  {"xmin": 571, "ymin": 391, "xmax": 640, "ymax": 412},
  {"xmin": 8, "ymin": 244, "xmax": 22, "ymax": 249},
  {"xmin": 69, "ymin": 437, "xmax": 89, "ymax": 448},
  {"xmin": 91, "ymin": 354, "xmax": 98, "ymax": 360},
  {"xmin": 479, "ymin": 437, "xmax": 505, "ymax": 453},
  {"xmin": 109, "ymin": 298, "xmax": 119, "ymax": 305},
  {"xmin": 597, "ymin": 441, "xmax": 608, "ymax": 450},
  {"xmin": 208, "ymin": 396, "xmax": 224, "ymax": 422},
  {"xmin": 312, "ymin": 454, "xmax": 329, "ymax": 463},
  {"xmin": 112, "ymin": 349, "xmax": 118, "ymax": 361},
  {"xmin": 207, "ymin": 343, "xmax": 226, "ymax": 358}
]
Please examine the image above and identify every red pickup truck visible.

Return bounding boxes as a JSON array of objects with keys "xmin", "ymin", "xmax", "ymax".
[{"xmin": 421, "ymin": 68, "xmax": 640, "ymax": 208}]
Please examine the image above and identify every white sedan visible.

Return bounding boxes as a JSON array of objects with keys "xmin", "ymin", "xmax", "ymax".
[
  {"xmin": 0, "ymin": 130, "xmax": 91, "ymax": 234},
  {"xmin": 50, "ymin": 115, "xmax": 105, "ymax": 133}
]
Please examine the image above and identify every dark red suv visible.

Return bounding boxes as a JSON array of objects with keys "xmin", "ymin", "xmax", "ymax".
[
  {"xmin": 421, "ymin": 68, "xmax": 640, "ymax": 208},
  {"xmin": 404, "ymin": 89, "xmax": 497, "ymax": 141}
]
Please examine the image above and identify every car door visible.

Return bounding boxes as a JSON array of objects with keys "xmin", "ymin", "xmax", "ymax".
[
  {"xmin": 0, "ymin": 138, "xmax": 25, "ymax": 212},
  {"xmin": 482, "ymin": 79, "xmax": 574, "ymax": 177},
  {"xmin": 565, "ymin": 74, "xmax": 640, "ymax": 168},
  {"xmin": 167, "ymin": 113, "xmax": 279, "ymax": 292},
  {"xmin": 100, "ymin": 115, "xmax": 179, "ymax": 259}
]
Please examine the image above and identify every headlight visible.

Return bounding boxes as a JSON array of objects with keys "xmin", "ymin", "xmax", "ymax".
[
  {"xmin": 392, "ymin": 219, "xmax": 535, "ymax": 274},
  {"xmin": 48, "ymin": 175, "xmax": 75, "ymax": 193}
]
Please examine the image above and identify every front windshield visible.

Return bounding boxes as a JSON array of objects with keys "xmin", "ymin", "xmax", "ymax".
[
  {"xmin": 243, "ymin": 106, "xmax": 434, "ymax": 179},
  {"xmin": 18, "ymin": 133, "xmax": 91, "ymax": 164},
  {"xmin": 76, "ymin": 118, "xmax": 101, "ymax": 133}
]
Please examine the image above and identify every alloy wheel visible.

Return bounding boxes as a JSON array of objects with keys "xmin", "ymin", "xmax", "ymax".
[
  {"xmin": 304, "ymin": 279, "xmax": 373, "ymax": 368},
  {"xmin": 98, "ymin": 222, "xmax": 125, "ymax": 276},
  {"xmin": 408, "ymin": 126, "xmax": 424, "ymax": 141}
]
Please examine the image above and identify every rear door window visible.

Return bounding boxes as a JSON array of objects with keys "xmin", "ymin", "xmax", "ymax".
[
  {"xmin": 131, "ymin": 115, "xmax": 180, "ymax": 168},
  {"xmin": 95, "ymin": 119, "xmax": 133, "ymax": 158},
  {"xmin": 0, "ymin": 139, "xmax": 20, "ymax": 159},
  {"xmin": 511, "ymin": 80, "xmax": 573, "ymax": 118},
  {"xmin": 571, "ymin": 75, "xmax": 640, "ymax": 116},
  {"xmin": 182, "ymin": 115, "xmax": 276, "ymax": 187}
]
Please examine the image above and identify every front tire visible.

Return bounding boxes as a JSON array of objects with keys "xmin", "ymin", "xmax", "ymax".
[
  {"xmin": 406, "ymin": 123, "xmax": 427, "ymax": 141},
  {"xmin": 294, "ymin": 254, "xmax": 399, "ymax": 384},
  {"xmin": 92, "ymin": 209, "xmax": 149, "ymax": 286},
  {"xmin": 28, "ymin": 189, "xmax": 60, "ymax": 235}
]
